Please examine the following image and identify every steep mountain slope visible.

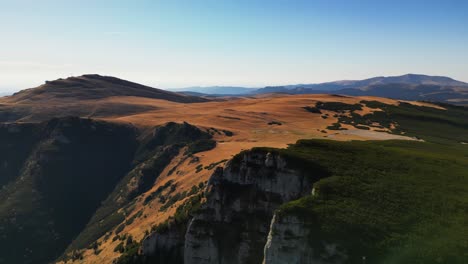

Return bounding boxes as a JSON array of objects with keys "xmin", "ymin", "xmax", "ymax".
[
  {"xmin": 0, "ymin": 117, "xmax": 137, "ymax": 264},
  {"xmin": 0, "ymin": 118, "xmax": 216, "ymax": 264},
  {"xmin": 64, "ymin": 122, "xmax": 214, "ymax": 254}
]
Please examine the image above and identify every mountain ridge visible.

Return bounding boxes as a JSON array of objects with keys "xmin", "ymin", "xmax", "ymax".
[
  {"xmin": 169, "ymin": 86, "xmax": 256, "ymax": 95},
  {"xmin": 167, "ymin": 74, "xmax": 468, "ymax": 96},
  {"xmin": 163, "ymin": 74, "xmax": 468, "ymax": 104},
  {"xmin": 256, "ymin": 73, "xmax": 468, "ymax": 93},
  {"xmin": 0, "ymin": 75, "xmax": 210, "ymax": 123},
  {"xmin": 7, "ymin": 74, "xmax": 208, "ymax": 103}
]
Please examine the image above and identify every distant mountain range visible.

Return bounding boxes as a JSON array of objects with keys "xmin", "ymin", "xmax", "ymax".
[
  {"xmin": 256, "ymin": 74, "xmax": 468, "ymax": 93},
  {"xmin": 174, "ymin": 74, "xmax": 468, "ymax": 104},
  {"xmin": 2, "ymin": 74, "xmax": 467, "ymax": 107},
  {"xmin": 169, "ymin": 86, "xmax": 256, "ymax": 95}
]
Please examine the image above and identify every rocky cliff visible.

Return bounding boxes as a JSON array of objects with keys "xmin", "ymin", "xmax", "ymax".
[
  {"xmin": 263, "ymin": 213, "xmax": 347, "ymax": 264},
  {"xmin": 142, "ymin": 149, "xmax": 329, "ymax": 264}
]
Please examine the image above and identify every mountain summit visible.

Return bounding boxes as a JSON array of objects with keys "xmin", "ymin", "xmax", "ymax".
[
  {"xmin": 0, "ymin": 75, "xmax": 209, "ymax": 122},
  {"xmin": 8, "ymin": 74, "xmax": 207, "ymax": 103}
]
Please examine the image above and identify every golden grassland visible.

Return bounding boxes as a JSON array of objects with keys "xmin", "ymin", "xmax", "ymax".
[{"xmin": 36, "ymin": 93, "xmax": 442, "ymax": 263}]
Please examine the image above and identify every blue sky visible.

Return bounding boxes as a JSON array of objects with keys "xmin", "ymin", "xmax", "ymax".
[{"xmin": 1, "ymin": 0, "xmax": 467, "ymax": 92}]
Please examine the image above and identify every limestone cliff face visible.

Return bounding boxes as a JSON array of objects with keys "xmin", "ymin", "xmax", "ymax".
[
  {"xmin": 183, "ymin": 150, "xmax": 315, "ymax": 264},
  {"xmin": 141, "ymin": 149, "xmax": 329, "ymax": 264},
  {"xmin": 141, "ymin": 224, "xmax": 185, "ymax": 263},
  {"xmin": 263, "ymin": 213, "xmax": 347, "ymax": 264},
  {"xmin": 143, "ymin": 227, "xmax": 182, "ymax": 255}
]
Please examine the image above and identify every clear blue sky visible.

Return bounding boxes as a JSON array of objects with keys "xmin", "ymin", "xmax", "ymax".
[{"xmin": 1, "ymin": 0, "xmax": 467, "ymax": 92}]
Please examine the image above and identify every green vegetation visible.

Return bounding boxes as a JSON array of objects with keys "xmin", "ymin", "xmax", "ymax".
[
  {"xmin": 274, "ymin": 139, "xmax": 468, "ymax": 263},
  {"xmin": 65, "ymin": 122, "xmax": 213, "ymax": 255},
  {"xmin": 268, "ymin": 121, "xmax": 282, "ymax": 125},
  {"xmin": 204, "ymin": 159, "xmax": 228, "ymax": 170},
  {"xmin": 357, "ymin": 101, "xmax": 468, "ymax": 143},
  {"xmin": 195, "ymin": 164, "xmax": 203, "ymax": 173},
  {"xmin": 0, "ymin": 117, "xmax": 137, "ymax": 264},
  {"xmin": 159, "ymin": 189, "xmax": 189, "ymax": 212},
  {"xmin": 173, "ymin": 193, "xmax": 203, "ymax": 223},
  {"xmin": 354, "ymin": 124, "xmax": 370, "ymax": 130},
  {"xmin": 188, "ymin": 182, "xmax": 205, "ymax": 196},
  {"xmin": 316, "ymin": 100, "xmax": 467, "ymax": 145},
  {"xmin": 136, "ymin": 122, "xmax": 212, "ymax": 161},
  {"xmin": 62, "ymin": 250, "xmax": 84, "ymax": 262},
  {"xmin": 114, "ymin": 242, "xmax": 125, "ymax": 253},
  {"xmin": 222, "ymin": 129, "xmax": 234, "ymax": 136},
  {"xmin": 153, "ymin": 192, "xmax": 204, "ymax": 234},
  {"xmin": 207, "ymin": 127, "xmax": 234, "ymax": 136},
  {"xmin": 361, "ymin": 100, "xmax": 388, "ymax": 109},
  {"xmin": 115, "ymin": 224, "xmax": 125, "ymax": 234},
  {"xmin": 316, "ymin": 101, "xmax": 363, "ymax": 112},
  {"xmin": 114, "ymin": 193, "xmax": 205, "ymax": 264},
  {"xmin": 326, "ymin": 122, "xmax": 347, "ymax": 130},
  {"xmin": 303, "ymin": 106, "xmax": 322, "ymax": 113},
  {"xmin": 143, "ymin": 180, "xmax": 174, "ymax": 205},
  {"xmin": 217, "ymin": 115, "xmax": 241, "ymax": 120},
  {"xmin": 186, "ymin": 139, "xmax": 216, "ymax": 154},
  {"xmin": 125, "ymin": 210, "xmax": 143, "ymax": 226},
  {"xmin": 0, "ymin": 123, "xmax": 40, "ymax": 188},
  {"xmin": 120, "ymin": 209, "xmax": 201, "ymax": 264}
]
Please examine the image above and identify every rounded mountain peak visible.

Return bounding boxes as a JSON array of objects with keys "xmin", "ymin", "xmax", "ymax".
[{"xmin": 8, "ymin": 74, "xmax": 208, "ymax": 103}]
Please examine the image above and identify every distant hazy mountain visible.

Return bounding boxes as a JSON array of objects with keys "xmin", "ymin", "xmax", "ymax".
[
  {"xmin": 170, "ymin": 86, "xmax": 256, "ymax": 95},
  {"xmin": 253, "ymin": 74, "xmax": 468, "ymax": 104},
  {"xmin": 167, "ymin": 74, "xmax": 468, "ymax": 104},
  {"xmin": 255, "ymin": 74, "xmax": 468, "ymax": 94},
  {"xmin": 337, "ymin": 84, "xmax": 468, "ymax": 103}
]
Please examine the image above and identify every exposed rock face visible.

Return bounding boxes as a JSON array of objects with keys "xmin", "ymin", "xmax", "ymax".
[
  {"xmin": 141, "ymin": 149, "xmax": 329, "ymax": 264},
  {"xmin": 263, "ymin": 214, "xmax": 347, "ymax": 264},
  {"xmin": 142, "ymin": 224, "xmax": 185, "ymax": 263},
  {"xmin": 183, "ymin": 150, "xmax": 317, "ymax": 264}
]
